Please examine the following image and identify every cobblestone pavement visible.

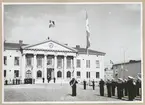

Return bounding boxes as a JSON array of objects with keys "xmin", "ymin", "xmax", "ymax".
[{"xmin": 4, "ymin": 83, "xmax": 141, "ymax": 102}]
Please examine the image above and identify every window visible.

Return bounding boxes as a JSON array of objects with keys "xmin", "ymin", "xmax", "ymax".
[
  {"xmin": 26, "ymin": 70, "xmax": 32, "ymax": 78},
  {"xmin": 96, "ymin": 72, "xmax": 100, "ymax": 78},
  {"xmin": 57, "ymin": 71, "xmax": 62, "ymax": 78},
  {"xmin": 67, "ymin": 71, "xmax": 71, "ymax": 78},
  {"xmin": 86, "ymin": 72, "xmax": 90, "ymax": 78},
  {"xmin": 77, "ymin": 71, "xmax": 81, "ymax": 77},
  {"xmin": 4, "ymin": 56, "xmax": 7, "ymax": 65},
  {"xmin": 14, "ymin": 70, "xmax": 19, "ymax": 78},
  {"xmin": 57, "ymin": 57, "xmax": 62, "ymax": 68},
  {"xmin": 76, "ymin": 59, "xmax": 81, "ymax": 68},
  {"xmin": 26, "ymin": 57, "xmax": 32, "ymax": 66},
  {"xmin": 37, "ymin": 57, "xmax": 42, "ymax": 67},
  {"xmin": 96, "ymin": 60, "xmax": 100, "ymax": 68},
  {"xmin": 67, "ymin": 58, "xmax": 71, "ymax": 68},
  {"xmin": 86, "ymin": 60, "xmax": 90, "ymax": 68},
  {"xmin": 4, "ymin": 70, "xmax": 6, "ymax": 77},
  {"xmin": 47, "ymin": 57, "xmax": 53, "ymax": 65},
  {"xmin": 37, "ymin": 70, "xmax": 42, "ymax": 78},
  {"xmin": 14, "ymin": 57, "xmax": 19, "ymax": 66}
]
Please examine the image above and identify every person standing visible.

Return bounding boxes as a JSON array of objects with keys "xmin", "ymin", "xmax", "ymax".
[
  {"xmin": 136, "ymin": 79, "xmax": 140, "ymax": 96},
  {"xmin": 42, "ymin": 77, "xmax": 45, "ymax": 83},
  {"xmin": 116, "ymin": 78, "xmax": 123, "ymax": 99},
  {"xmin": 83, "ymin": 80, "xmax": 86, "ymax": 90},
  {"xmin": 106, "ymin": 79, "xmax": 112, "ymax": 97},
  {"xmin": 111, "ymin": 79, "xmax": 116, "ymax": 96},
  {"xmin": 92, "ymin": 79, "xmax": 95, "ymax": 90},
  {"xmin": 69, "ymin": 78, "xmax": 78, "ymax": 96},
  {"xmin": 127, "ymin": 76, "xmax": 135, "ymax": 101},
  {"xmin": 99, "ymin": 79, "xmax": 105, "ymax": 96},
  {"xmin": 53, "ymin": 77, "xmax": 56, "ymax": 83},
  {"xmin": 123, "ymin": 79, "xmax": 128, "ymax": 96}
]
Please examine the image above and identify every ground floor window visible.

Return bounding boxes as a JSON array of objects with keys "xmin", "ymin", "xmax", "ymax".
[
  {"xmin": 67, "ymin": 71, "xmax": 71, "ymax": 78},
  {"xmin": 26, "ymin": 70, "xmax": 32, "ymax": 78},
  {"xmin": 96, "ymin": 72, "xmax": 100, "ymax": 78},
  {"xmin": 37, "ymin": 70, "xmax": 42, "ymax": 78},
  {"xmin": 4, "ymin": 70, "xmax": 6, "ymax": 77},
  {"xmin": 14, "ymin": 70, "xmax": 19, "ymax": 78},
  {"xmin": 77, "ymin": 71, "xmax": 81, "ymax": 78},
  {"xmin": 57, "ymin": 71, "xmax": 62, "ymax": 78}
]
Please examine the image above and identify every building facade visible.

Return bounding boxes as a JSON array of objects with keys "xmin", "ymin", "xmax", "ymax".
[
  {"xmin": 3, "ymin": 39, "xmax": 105, "ymax": 84},
  {"xmin": 112, "ymin": 60, "xmax": 141, "ymax": 80},
  {"xmin": 104, "ymin": 68, "xmax": 113, "ymax": 81}
]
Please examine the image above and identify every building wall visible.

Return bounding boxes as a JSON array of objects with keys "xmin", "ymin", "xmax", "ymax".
[
  {"xmin": 104, "ymin": 69, "xmax": 113, "ymax": 81},
  {"xmin": 113, "ymin": 61, "xmax": 141, "ymax": 79}
]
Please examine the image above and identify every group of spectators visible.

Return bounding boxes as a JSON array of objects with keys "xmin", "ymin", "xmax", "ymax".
[{"xmin": 99, "ymin": 76, "xmax": 142, "ymax": 101}]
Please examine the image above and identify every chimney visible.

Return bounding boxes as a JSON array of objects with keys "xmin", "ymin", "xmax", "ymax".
[
  {"xmin": 76, "ymin": 45, "xmax": 80, "ymax": 48},
  {"xmin": 19, "ymin": 40, "xmax": 23, "ymax": 47}
]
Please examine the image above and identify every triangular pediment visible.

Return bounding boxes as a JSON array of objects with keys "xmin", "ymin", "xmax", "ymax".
[{"xmin": 23, "ymin": 40, "xmax": 77, "ymax": 52}]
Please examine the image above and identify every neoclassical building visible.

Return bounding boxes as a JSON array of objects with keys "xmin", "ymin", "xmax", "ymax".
[{"xmin": 3, "ymin": 38, "xmax": 105, "ymax": 84}]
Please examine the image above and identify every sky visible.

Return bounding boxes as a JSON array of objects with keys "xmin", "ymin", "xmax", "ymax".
[{"xmin": 3, "ymin": 3, "xmax": 142, "ymax": 68}]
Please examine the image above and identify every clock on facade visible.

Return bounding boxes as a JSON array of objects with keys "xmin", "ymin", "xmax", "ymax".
[{"xmin": 49, "ymin": 43, "xmax": 54, "ymax": 48}]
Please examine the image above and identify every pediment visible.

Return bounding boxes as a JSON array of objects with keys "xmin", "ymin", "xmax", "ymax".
[{"xmin": 23, "ymin": 40, "xmax": 77, "ymax": 52}]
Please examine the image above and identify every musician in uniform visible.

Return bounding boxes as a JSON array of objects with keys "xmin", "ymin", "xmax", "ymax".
[
  {"xmin": 111, "ymin": 78, "xmax": 116, "ymax": 96},
  {"xmin": 116, "ymin": 78, "xmax": 123, "ymax": 99},
  {"xmin": 83, "ymin": 80, "xmax": 86, "ymax": 90},
  {"xmin": 123, "ymin": 79, "xmax": 128, "ymax": 96},
  {"xmin": 92, "ymin": 79, "xmax": 95, "ymax": 90},
  {"xmin": 69, "ymin": 78, "xmax": 78, "ymax": 96},
  {"xmin": 99, "ymin": 79, "xmax": 105, "ymax": 96},
  {"xmin": 106, "ymin": 79, "xmax": 112, "ymax": 97},
  {"xmin": 127, "ymin": 76, "xmax": 134, "ymax": 101}
]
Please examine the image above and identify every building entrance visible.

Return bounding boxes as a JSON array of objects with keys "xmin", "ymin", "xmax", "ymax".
[{"xmin": 47, "ymin": 68, "xmax": 54, "ymax": 83}]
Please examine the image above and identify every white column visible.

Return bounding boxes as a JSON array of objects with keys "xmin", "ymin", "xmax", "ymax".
[
  {"xmin": 44, "ymin": 54, "xmax": 47, "ymax": 83},
  {"xmin": 21, "ymin": 54, "xmax": 26, "ymax": 84},
  {"xmin": 33, "ymin": 54, "xmax": 37, "ymax": 82},
  {"xmin": 54, "ymin": 55, "xmax": 57, "ymax": 79},
  {"xmin": 64, "ymin": 56, "xmax": 67, "ymax": 79},
  {"xmin": 73, "ymin": 56, "xmax": 76, "ymax": 78}
]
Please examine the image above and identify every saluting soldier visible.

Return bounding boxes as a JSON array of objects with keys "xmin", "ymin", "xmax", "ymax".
[
  {"xmin": 111, "ymin": 78, "xmax": 116, "ymax": 96},
  {"xmin": 127, "ymin": 76, "xmax": 135, "ymax": 101},
  {"xmin": 116, "ymin": 78, "xmax": 123, "ymax": 99},
  {"xmin": 106, "ymin": 79, "xmax": 112, "ymax": 97},
  {"xmin": 92, "ymin": 79, "xmax": 95, "ymax": 90},
  {"xmin": 83, "ymin": 80, "xmax": 86, "ymax": 90},
  {"xmin": 99, "ymin": 79, "xmax": 105, "ymax": 96},
  {"xmin": 69, "ymin": 78, "xmax": 78, "ymax": 96}
]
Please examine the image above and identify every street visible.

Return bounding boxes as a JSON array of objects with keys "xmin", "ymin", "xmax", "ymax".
[{"xmin": 4, "ymin": 83, "xmax": 141, "ymax": 102}]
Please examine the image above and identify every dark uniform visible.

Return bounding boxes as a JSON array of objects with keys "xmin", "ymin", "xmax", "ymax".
[
  {"xmin": 111, "ymin": 80, "xmax": 116, "ymax": 96},
  {"xmin": 83, "ymin": 80, "xmax": 86, "ymax": 90},
  {"xmin": 99, "ymin": 79, "xmax": 105, "ymax": 96},
  {"xmin": 136, "ymin": 79, "xmax": 140, "ymax": 96},
  {"xmin": 123, "ymin": 80, "xmax": 128, "ymax": 96},
  {"xmin": 127, "ymin": 78, "xmax": 135, "ymax": 101},
  {"xmin": 117, "ymin": 79, "xmax": 123, "ymax": 99},
  {"xmin": 69, "ymin": 78, "xmax": 78, "ymax": 96},
  {"xmin": 92, "ymin": 80, "xmax": 95, "ymax": 90},
  {"xmin": 106, "ymin": 80, "xmax": 112, "ymax": 97}
]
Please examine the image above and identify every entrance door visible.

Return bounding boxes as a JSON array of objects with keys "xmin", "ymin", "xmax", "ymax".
[{"xmin": 47, "ymin": 68, "xmax": 54, "ymax": 83}]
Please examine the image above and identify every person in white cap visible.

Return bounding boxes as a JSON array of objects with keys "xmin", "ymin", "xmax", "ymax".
[
  {"xmin": 127, "ymin": 76, "xmax": 134, "ymax": 101},
  {"xmin": 116, "ymin": 78, "xmax": 123, "ymax": 99}
]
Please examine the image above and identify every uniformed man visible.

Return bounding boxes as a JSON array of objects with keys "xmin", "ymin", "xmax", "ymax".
[
  {"xmin": 133, "ymin": 78, "xmax": 136, "ymax": 99},
  {"xmin": 69, "ymin": 78, "xmax": 78, "ymax": 96},
  {"xmin": 116, "ymin": 78, "xmax": 123, "ymax": 99},
  {"xmin": 123, "ymin": 79, "xmax": 128, "ymax": 96},
  {"xmin": 99, "ymin": 79, "xmax": 105, "ymax": 96},
  {"xmin": 127, "ymin": 76, "xmax": 135, "ymax": 101},
  {"xmin": 53, "ymin": 77, "xmax": 56, "ymax": 83},
  {"xmin": 111, "ymin": 78, "xmax": 116, "ymax": 96},
  {"xmin": 42, "ymin": 77, "xmax": 45, "ymax": 83},
  {"xmin": 106, "ymin": 79, "xmax": 112, "ymax": 97},
  {"xmin": 92, "ymin": 79, "xmax": 95, "ymax": 90},
  {"xmin": 136, "ymin": 79, "xmax": 140, "ymax": 96},
  {"xmin": 83, "ymin": 80, "xmax": 86, "ymax": 90}
]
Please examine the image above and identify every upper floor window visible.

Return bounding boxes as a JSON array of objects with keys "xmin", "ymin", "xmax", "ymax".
[
  {"xmin": 47, "ymin": 57, "xmax": 53, "ymax": 66},
  {"xmin": 77, "ymin": 71, "xmax": 81, "ymax": 78},
  {"xmin": 96, "ymin": 72, "xmax": 100, "ymax": 78},
  {"xmin": 14, "ymin": 57, "xmax": 19, "ymax": 66},
  {"xmin": 4, "ymin": 70, "xmax": 6, "ymax": 77},
  {"xmin": 86, "ymin": 60, "xmax": 90, "ymax": 68},
  {"xmin": 57, "ymin": 57, "xmax": 62, "ymax": 69},
  {"xmin": 37, "ymin": 57, "xmax": 42, "ymax": 67},
  {"xmin": 4, "ymin": 56, "xmax": 7, "ymax": 65},
  {"xmin": 67, "ymin": 58, "xmax": 72, "ymax": 69},
  {"xmin": 26, "ymin": 57, "xmax": 32, "ymax": 66},
  {"xmin": 14, "ymin": 70, "xmax": 19, "ymax": 78},
  {"xmin": 76, "ymin": 59, "xmax": 81, "ymax": 68},
  {"xmin": 96, "ymin": 60, "xmax": 100, "ymax": 68}
]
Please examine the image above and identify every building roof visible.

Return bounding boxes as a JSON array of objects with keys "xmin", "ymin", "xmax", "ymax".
[
  {"xmin": 73, "ymin": 47, "xmax": 106, "ymax": 56},
  {"xmin": 113, "ymin": 60, "xmax": 141, "ymax": 66},
  {"xmin": 4, "ymin": 43, "xmax": 28, "ymax": 50}
]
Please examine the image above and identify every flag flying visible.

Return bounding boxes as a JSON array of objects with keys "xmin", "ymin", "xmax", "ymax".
[
  {"xmin": 49, "ymin": 20, "xmax": 55, "ymax": 28},
  {"xmin": 85, "ymin": 11, "xmax": 91, "ymax": 50}
]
